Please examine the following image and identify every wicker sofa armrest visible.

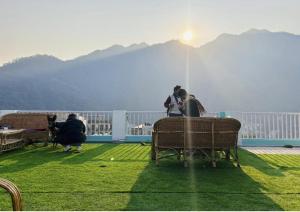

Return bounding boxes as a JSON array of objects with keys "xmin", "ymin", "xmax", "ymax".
[{"xmin": 0, "ymin": 178, "xmax": 23, "ymax": 211}]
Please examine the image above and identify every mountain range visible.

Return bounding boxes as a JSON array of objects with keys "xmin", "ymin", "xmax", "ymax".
[{"xmin": 1, "ymin": 29, "xmax": 300, "ymax": 112}]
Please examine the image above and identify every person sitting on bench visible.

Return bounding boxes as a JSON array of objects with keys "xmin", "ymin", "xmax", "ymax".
[{"xmin": 177, "ymin": 89, "xmax": 206, "ymax": 117}]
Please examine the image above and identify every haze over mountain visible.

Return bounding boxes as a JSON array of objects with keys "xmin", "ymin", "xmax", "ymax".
[
  {"xmin": 1, "ymin": 29, "xmax": 300, "ymax": 112},
  {"xmin": 70, "ymin": 43, "xmax": 148, "ymax": 64}
]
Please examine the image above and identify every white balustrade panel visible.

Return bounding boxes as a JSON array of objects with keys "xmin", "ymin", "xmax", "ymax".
[
  {"xmin": 4, "ymin": 110, "xmax": 300, "ymax": 140},
  {"xmin": 126, "ymin": 111, "xmax": 167, "ymax": 135},
  {"xmin": 229, "ymin": 112, "xmax": 300, "ymax": 140},
  {"xmin": 15, "ymin": 110, "xmax": 113, "ymax": 136}
]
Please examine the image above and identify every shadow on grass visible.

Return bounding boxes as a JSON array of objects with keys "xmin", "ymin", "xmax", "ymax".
[
  {"xmin": 0, "ymin": 146, "xmax": 68, "ymax": 174},
  {"xmin": 239, "ymin": 148, "xmax": 286, "ymax": 176},
  {"xmin": 61, "ymin": 144, "xmax": 118, "ymax": 164},
  {"xmin": 0, "ymin": 144, "xmax": 119, "ymax": 173},
  {"xmin": 125, "ymin": 151, "xmax": 283, "ymax": 210}
]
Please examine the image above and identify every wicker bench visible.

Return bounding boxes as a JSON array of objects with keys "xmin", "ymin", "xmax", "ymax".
[
  {"xmin": 0, "ymin": 113, "xmax": 49, "ymax": 147},
  {"xmin": 0, "ymin": 130, "xmax": 24, "ymax": 153},
  {"xmin": 151, "ymin": 117, "xmax": 241, "ymax": 167}
]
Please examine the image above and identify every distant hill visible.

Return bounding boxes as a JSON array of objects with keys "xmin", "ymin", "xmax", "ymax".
[
  {"xmin": 70, "ymin": 43, "xmax": 148, "ymax": 63},
  {"xmin": 1, "ymin": 29, "xmax": 300, "ymax": 112}
]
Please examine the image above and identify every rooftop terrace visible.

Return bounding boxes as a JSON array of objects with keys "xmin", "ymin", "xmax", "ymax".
[
  {"xmin": 1, "ymin": 110, "xmax": 300, "ymax": 210},
  {"xmin": 1, "ymin": 144, "xmax": 300, "ymax": 210}
]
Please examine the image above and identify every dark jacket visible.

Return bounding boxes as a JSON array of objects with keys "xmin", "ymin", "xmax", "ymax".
[
  {"xmin": 59, "ymin": 118, "xmax": 86, "ymax": 145},
  {"xmin": 164, "ymin": 96, "xmax": 171, "ymax": 109},
  {"xmin": 183, "ymin": 98, "xmax": 200, "ymax": 117}
]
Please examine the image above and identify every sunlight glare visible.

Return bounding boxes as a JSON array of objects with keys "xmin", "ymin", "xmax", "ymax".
[{"xmin": 183, "ymin": 31, "xmax": 193, "ymax": 42}]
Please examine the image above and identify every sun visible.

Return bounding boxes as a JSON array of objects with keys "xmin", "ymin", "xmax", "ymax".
[{"xmin": 183, "ymin": 30, "xmax": 193, "ymax": 42}]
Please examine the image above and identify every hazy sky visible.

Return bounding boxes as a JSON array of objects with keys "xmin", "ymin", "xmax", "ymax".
[{"xmin": 1, "ymin": 0, "xmax": 300, "ymax": 65}]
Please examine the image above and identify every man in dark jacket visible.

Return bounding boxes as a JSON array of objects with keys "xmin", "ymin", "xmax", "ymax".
[
  {"xmin": 60, "ymin": 113, "xmax": 86, "ymax": 152},
  {"xmin": 177, "ymin": 89, "xmax": 206, "ymax": 117}
]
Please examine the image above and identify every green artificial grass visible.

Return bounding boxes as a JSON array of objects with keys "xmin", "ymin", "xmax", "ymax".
[{"xmin": 0, "ymin": 144, "xmax": 300, "ymax": 210}]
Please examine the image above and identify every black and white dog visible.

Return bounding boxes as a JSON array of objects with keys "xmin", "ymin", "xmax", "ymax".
[
  {"xmin": 47, "ymin": 114, "xmax": 65, "ymax": 147},
  {"xmin": 47, "ymin": 114, "xmax": 87, "ymax": 149}
]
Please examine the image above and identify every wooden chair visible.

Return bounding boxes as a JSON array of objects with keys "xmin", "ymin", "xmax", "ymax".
[
  {"xmin": 0, "ymin": 178, "xmax": 23, "ymax": 211},
  {"xmin": 151, "ymin": 117, "xmax": 241, "ymax": 167}
]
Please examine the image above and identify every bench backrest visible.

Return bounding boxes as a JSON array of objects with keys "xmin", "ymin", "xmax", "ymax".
[
  {"xmin": 0, "ymin": 113, "xmax": 49, "ymax": 130},
  {"xmin": 153, "ymin": 117, "xmax": 241, "ymax": 149}
]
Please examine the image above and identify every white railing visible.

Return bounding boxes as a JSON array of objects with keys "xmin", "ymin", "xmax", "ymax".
[
  {"xmin": 125, "ymin": 111, "xmax": 218, "ymax": 136},
  {"xmin": 13, "ymin": 110, "xmax": 113, "ymax": 136},
  {"xmin": 126, "ymin": 111, "xmax": 167, "ymax": 135},
  {"xmin": 229, "ymin": 112, "xmax": 300, "ymax": 140},
  {"xmin": 1, "ymin": 110, "xmax": 300, "ymax": 142}
]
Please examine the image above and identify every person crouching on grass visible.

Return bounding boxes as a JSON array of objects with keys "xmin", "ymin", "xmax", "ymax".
[{"xmin": 60, "ymin": 113, "xmax": 86, "ymax": 153}]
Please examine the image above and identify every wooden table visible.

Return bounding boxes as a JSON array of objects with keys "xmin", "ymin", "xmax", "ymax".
[{"xmin": 0, "ymin": 129, "xmax": 24, "ymax": 153}]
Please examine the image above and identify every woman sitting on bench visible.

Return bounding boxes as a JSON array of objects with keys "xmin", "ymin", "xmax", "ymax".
[{"xmin": 177, "ymin": 89, "xmax": 206, "ymax": 117}]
